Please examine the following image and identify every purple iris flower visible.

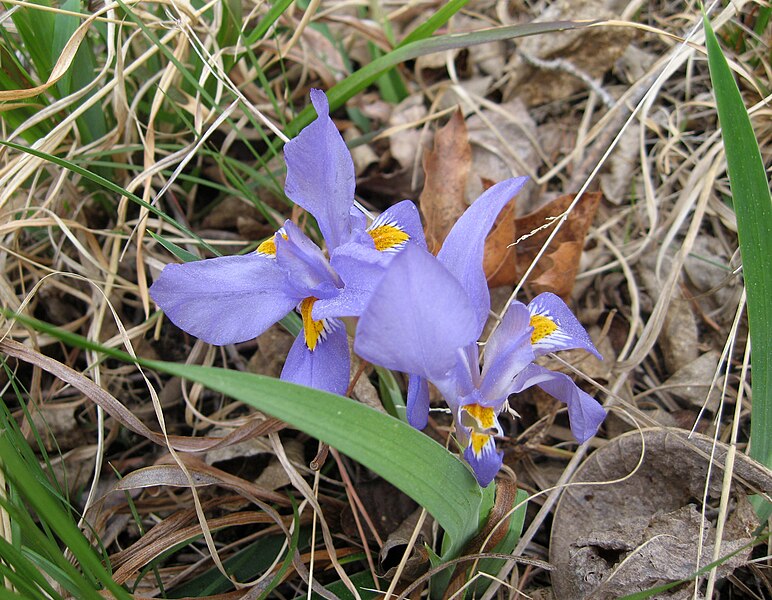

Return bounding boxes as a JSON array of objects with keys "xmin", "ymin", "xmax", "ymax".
[
  {"xmin": 149, "ymin": 89, "xmax": 426, "ymax": 396},
  {"xmin": 354, "ymin": 179, "xmax": 605, "ymax": 486}
]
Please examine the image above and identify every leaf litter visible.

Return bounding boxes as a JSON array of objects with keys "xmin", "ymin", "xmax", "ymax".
[{"xmin": 0, "ymin": 0, "xmax": 770, "ymax": 598}]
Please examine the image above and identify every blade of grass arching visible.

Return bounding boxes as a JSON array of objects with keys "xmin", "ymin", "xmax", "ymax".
[
  {"xmin": 0, "ymin": 435, "xmax": 131, "ymax": 599},
  {"xmin": 366, "ymin": 2, "xmax": 408, "ymax": 103},
  {"xmin": 147, "ymin": 231, "xmax": 202, "ymax": 263},
  {"xmin": 0, "ymin": 140, "xmax": 219, "ymax": 256},
  {"xmin": 52, "ymin": 0, "xmax": 80, "ymax": 95},
  {"xmin": 375, "ymin": 366, "xmax": 406, "ymax": 421},
  {"xmin": 367, "ymin": 42, "xmax": 408, "ymax": 103},
  {"xmin": 243, "ymin": 0, "xmax": 294, "ymax": 46},
  {"xmin": 0, "ymin": 537, "xmax": 61, "ymax": 599},
  {"xmin": 6, "ymin": 313, "xmax": 485, "ymax": 559},
  {"xmin": 145, "ymin": 366, "xmax": 484, "ymax": 552},
  {"xmin": 0, "ymin": 359, "xmax": 72, "ymax": 508},
  {"xmin": 217, "ymin": 0, "xmax": 242, "ymax": 73},
  {"xmin": 400, "ymin": 0, "xmax": 469, "ymax": 46},
  {"xmin": 703, "ymin": 14, "xmax": 772, "ymax": 507},
  {"xmin": 0, "ymin": 589, "xmax": 49, "ymax": 600},
  {"xmin": 753, "ymin": 7, "xmax": 770, "ymax": 38},
  {"xmin": 285, "ymin": 19, "xmax": 598, "ymax": 135}
]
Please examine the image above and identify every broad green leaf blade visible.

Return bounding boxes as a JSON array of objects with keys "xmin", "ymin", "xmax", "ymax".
[
  {"xmin": 142, "ymin": 360, "xmax": 483, "ymax": 549},
  {"xmin": 703, "ymin": 14, "xmax": 772, "ymax": 476},
  {"xmin": 7, "ymin": 312, "xmax": 484, "ymax": 555}
]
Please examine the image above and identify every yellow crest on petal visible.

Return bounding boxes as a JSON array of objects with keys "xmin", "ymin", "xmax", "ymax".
[
  {"xmin": 470, "ymin": 432, "xmax": 490, "ymax": 455},
  {"xmin": 368, "ymin": 224, "xmax": 409, "ymax": 252},
  {"xmin": 257, "ymin": 231, "xmax": 289, "ymax": 256},
  {"xmin": 463, "ymin": 403, "xmax": 496, "ymax": 429},
  {"xmin": 300, "ymin": 297, "xmax": 326, "ymax": 351},
  {"xmin": 530, "ymin": 314, "xmax": 558, "ymax": 344}
]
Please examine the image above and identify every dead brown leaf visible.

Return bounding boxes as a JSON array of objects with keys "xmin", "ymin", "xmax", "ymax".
[
  {"xmin": 550, "ymin": 428, "xmax": 771, "ymax": 599},
  {"xmin": 483, "ymin": 178, "xmax": 517, "ymax": 288},
  {"xmin": 512, "ymin": 192, "xmax": 602, "ymax": 297},
  {"xmin": 420, "ymin": 109, "xmax": 471, "ymax": 253}
]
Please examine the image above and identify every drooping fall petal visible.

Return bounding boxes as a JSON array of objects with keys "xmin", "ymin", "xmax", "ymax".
[
  {"xmin": 149, "ymin": 254, "xmax": 297, "ymax": 346},
  {"xmin": 511, "ymin": 363, "xmax": 605, "ymax": 443},
  {"xmin": 281, "ymin": 319, "xmax": 350, "ymax": 396}
]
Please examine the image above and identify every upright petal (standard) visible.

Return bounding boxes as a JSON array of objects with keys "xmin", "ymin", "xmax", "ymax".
[
  {"xmin": 437, "ymin": 176, "xmax": 528, "ymax": 336},
  {"xmin": 284, "ymin": 89, "xmax": 355, "ymax": 251}
]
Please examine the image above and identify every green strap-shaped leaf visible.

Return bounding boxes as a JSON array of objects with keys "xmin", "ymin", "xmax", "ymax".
[
  {"xmin": 703, "ymin": 13, "xmax": 772, "ymax": 476},
  {"xmin": 7, "ymin": 311, "xmax": 483, "ymax": 554}
]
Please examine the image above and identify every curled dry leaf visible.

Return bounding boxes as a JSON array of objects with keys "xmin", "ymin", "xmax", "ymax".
[
  {"xmin": 379, "ymin": 507, "xmax": 432, "ymax": 581},
  {"xmin": 550, "ymin": 428, "xmax": 772, "ymax": 599},
  {"xmin": 487, "ymin": 192, "xmax": 601, "ymax": 295},
  {"xmin": 420, "ymin": 109, "xmax": 471, "ymax": 253},
  {"xmin": 0, "ymin": 338, "xmax": 284, "ymax": 454}
]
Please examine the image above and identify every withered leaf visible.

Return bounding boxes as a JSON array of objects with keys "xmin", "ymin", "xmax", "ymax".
[
  {"xmin": 482, "ymin": 178, "xmax": 517, "ymax": 288},
  {"xmin": 420, "ymin": 109, "xmax": 471, "ymax": 253},
  {"xmin": 512, "ymin": 191, "xmax": 601, "ymax": 297},
  {"xmin": 550, "ymin": 428, "xmax": 771, "ymax": 599}
]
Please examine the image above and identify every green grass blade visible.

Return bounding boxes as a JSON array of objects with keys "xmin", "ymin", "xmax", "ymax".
[
  {"xmin": 0, "ymin": 140, "xmax": 219, "ymax": 256},
  {"xmin": 9, "ymin": 1, "xmax": 55, "ymax": 86},
  {"xmin": 244, "ymin": 0, "xmax": 295, "ymax": 46},
  {"xmin": 400, "ymin": 0, "xmax": 469, "ymax": 46},
  {"xmin": 0, "ymin": 433, "xmax": 132, "ymax": 599},
  {"xmin": 147, "ymin": 231, "xmax": 202, "ymax": 263},
  {"xmin": 703, "ymin": 13, "xmax": 772, "ymax": 480},
  {"xmin": 6, "ymin": 312, "xmax": 484, "ymax": 557},
  {"xmin": 285, "ymin": 19, "xmax": 597, "ymax": 135}
]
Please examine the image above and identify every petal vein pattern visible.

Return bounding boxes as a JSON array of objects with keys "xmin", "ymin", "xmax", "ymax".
[{"xmin": 148, "ymin": 253, "xmax": 297, "ymax": 346}]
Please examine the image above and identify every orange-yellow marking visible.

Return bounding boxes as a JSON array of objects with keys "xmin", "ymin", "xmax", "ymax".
[
  {"xmin": 257, "ymin": 232, "xmax": 288, "ymax": 256},
  {"xmin": 368, "ymin": 224, "xmax": 409, "ymax": 252},
  {"xmin": 463, "ymin": 403, "xmax": 496, "ymax": 429},
  {"xmin": 470, "ymin": 432, "xmax": 489, "ymax": 455},
  {"xmin": 300, "ymin": 297, "xmax": 326, "ymax": 351},
  {"xmin": 529, "ymin": 314, "xmax": 558, "ymax": 344}
]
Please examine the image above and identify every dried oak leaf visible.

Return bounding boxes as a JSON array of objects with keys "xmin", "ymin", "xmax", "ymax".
[
  {"xmin": 420, "ymin": 109, "xmax": 471, "ymax": 254},
  {"xmin": 482, "ymin": 177, "xmax": 517, "ymax": 288},
  {"xmin": 550, "ymin": 428, "xmax": 771, "ymax": 599},
  {"xmin": 511, "ymin": 192, "xmax": 601, "ymax": 297}
]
